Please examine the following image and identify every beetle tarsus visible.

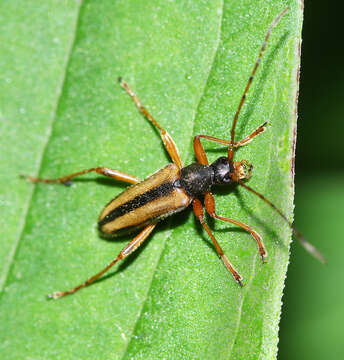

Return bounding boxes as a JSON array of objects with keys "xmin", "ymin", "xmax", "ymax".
[
  {"xmin": 46, "ymin": 291, "xmax": 64, "ymax": 300},
  {"xmin": 260, "ymin": 251, "xmax": 267, "ymax": 263},
  {"xmin": 20, "ymin": 174, "xmax": 33, "ymax": 182},
  {"xmin": 237, "ymin": 278, "xmax": 244, "ymax": 287}
]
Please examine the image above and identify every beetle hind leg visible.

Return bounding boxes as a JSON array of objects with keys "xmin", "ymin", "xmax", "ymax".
[{"xmin": 48, "ymin": 223, "xmax": 156, "ymax": 299}]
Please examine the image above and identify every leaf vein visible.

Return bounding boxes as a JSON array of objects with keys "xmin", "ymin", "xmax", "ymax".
[{"xmin": 119, "ymin": 1, "xmax": 224, "ymax": 357}]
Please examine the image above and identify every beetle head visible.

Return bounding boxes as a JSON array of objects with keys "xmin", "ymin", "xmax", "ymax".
[
  {"xmin": 232, "ymin": 160, "xmax": 253, "ymax": 181},
  {"xmin": 211, "ymin": 157, "xmax": 253, "ymax": 186}
]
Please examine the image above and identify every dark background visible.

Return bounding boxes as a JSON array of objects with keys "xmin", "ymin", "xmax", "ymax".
[{"xmin": 279, "ymin": 2, "xmax": 344, "ymax": 359}]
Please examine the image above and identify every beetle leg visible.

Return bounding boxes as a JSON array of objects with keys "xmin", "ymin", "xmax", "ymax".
[
  {"xmin": 193, "ymin": 135, "xmax": 210, "ymax": 165},
  {"xmin": 119, "ymin": 78, "xmax": 183, "ymax": 169},
  {"xmin": 192, "ymin": 198, "xmax": 243, "ymax": 286},
  {"xmin": 193, "ymin": 121, "xmax": 268, "ymax": 164},
  {"xmin": 22, "ymin": 167, "xmax": 140, "ymax": 186},
  {"xmin": 47, "ymin": 223, "xmax": 156, "ymax": 299},
  {"xmin": 234, "ymin": 121, "xmax": 268, "ymax": 147},
  {"xmin": 204, "ymin": 192, "xmax": 267, "ymax": 263}
]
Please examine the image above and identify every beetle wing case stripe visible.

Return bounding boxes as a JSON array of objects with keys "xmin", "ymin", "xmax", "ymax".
[{"xmin": 98, "ymin": 164, "xmax": 191, "ymax": 236}]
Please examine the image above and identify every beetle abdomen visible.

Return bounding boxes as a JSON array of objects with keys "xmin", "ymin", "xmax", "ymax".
[{"xmin": 98, "ymin": 163, "xmax": 191, "ymax": 236}]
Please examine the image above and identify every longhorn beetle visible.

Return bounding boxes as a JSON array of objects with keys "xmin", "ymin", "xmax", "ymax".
[{"xmin": 23, "ymin": 8, "xmax": 325, "ymax": 300}]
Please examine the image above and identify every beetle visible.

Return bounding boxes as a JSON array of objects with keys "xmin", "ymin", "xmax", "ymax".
[{"xmin": 23, "ymin": 8, "xmax": 324, "ymax": 299}]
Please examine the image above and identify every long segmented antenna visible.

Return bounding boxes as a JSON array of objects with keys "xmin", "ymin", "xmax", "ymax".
[
  {"xmin": 227, "ymin": 8, "xmax": 325, "ymax": 263},
  {"xmin": 237, "ymin": 179, "xmax": 326, "ymax": 264},
  {"xmin": 228, "ymin": 7, "xmax": 289, "ymax": 161}
]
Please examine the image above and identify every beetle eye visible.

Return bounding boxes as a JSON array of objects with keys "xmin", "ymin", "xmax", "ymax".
[{"xmin": 222, "ymin": 173, "xmax": 231, "ymax": 183}]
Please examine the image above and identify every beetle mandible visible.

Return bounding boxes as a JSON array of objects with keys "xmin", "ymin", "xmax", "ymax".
[{"xmin": 24, "ymin": 8, "xmax": 324, "ymax": 299}]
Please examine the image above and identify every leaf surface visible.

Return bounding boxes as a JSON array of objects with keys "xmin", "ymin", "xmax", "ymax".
[{"xmin": 0, "ymin": 1, "xmax": 302, "ymax": 359}]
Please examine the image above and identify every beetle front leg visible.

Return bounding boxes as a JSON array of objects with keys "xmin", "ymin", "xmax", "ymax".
[
  {"xmin": 48, "ymin": 223, "xmax": 156, "ymax": 299},
  {"xmin": 22, "ymin": 167, "xmax": 140, "ymax": 186},
  {"xmin": 204, "ymin": 192, "xmax": 267, "ymax": 263},
  {"xmin": 234, "ymin": 122, "xmax": 268, "ymax": 147},
  {"xmin": 193, "ymin": 121, "xmax": 268, "ymax": 165}
]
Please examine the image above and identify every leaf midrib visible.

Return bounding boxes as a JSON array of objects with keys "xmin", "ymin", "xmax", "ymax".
[{"xmin": 119, "ymin": 1, "xmax": 225, "ymax": 357}]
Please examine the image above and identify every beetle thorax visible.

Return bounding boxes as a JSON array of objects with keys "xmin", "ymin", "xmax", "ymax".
[{"xmin": 179, "ymin": 163, "xmax": 214, "ymax": 197}]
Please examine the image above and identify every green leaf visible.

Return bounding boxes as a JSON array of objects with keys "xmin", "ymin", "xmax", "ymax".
[{"xmin": 0, "ymin": 0, "xmax": 302, "ymax": 359}]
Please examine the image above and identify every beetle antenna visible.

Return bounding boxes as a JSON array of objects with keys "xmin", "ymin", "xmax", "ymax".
[
  {"xmin": 237, "ymin": 179, "xmax": 326, "ymax": 264},
  {"xmin": 228, "ymin": 7, "xmax": 288, "ymax": 161}
]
